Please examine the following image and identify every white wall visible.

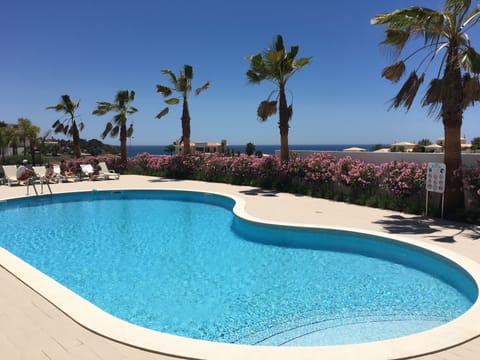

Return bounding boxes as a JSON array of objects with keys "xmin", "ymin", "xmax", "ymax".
[{"xmin": 279, "ymin": 150, "xmax": 480, "ymax": 168}]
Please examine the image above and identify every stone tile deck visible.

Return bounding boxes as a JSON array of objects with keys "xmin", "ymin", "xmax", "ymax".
[{"xmin": 1, "ymin": 175, "xmax": 479, "ymax": 359}]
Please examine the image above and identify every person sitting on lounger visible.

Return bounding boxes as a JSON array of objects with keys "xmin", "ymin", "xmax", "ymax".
[
  {"xmin": 45, "ymin": 163, "xmax": 56, "ymax": 181},
  {"xmin": 16, "ymin": 159, "xmax": 35, "ymax": 181},
  {"xmin": 89, "ymin": 159, "xmax": 101, "ymax": 180},
  {"xmin": 60, "ymin": 159, "xmax": 75, "ymax": 177}
]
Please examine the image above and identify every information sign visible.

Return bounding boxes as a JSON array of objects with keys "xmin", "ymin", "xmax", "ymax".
[{"xmin": 426, "ymin": 162, "xmax": 446, "ymax": 193}]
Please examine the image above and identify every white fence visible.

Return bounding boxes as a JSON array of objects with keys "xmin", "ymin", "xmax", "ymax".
[{"xmin": 278, "ymin": 150, "xmax": 480, "ymax": 168}]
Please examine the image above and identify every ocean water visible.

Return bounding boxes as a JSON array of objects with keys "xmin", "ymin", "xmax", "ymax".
[{"xmin": 127, "ymin": 144, "xmax": 388, "ymax": 157}]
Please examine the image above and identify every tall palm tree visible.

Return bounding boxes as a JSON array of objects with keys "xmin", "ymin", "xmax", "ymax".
[
  {"xmin": 371, "ymin": 0, "xmax": 480, "ymax": 215},
  {"xmin": 156, "ymin": 64, "xmax": 210, "ymax": 155},
  {"xmin": 17, "ymin": 118, "xmax": 32, "ymax": 155},
  {"xmin": 92, "ymin": 90, "xmax": 137, "ymax": 163},
  {"xmin": 246, "ymin": 34, "xmax": 311, "ymax": 162},
  {"xmin": 17, "ymin": 118, "xmax": 38, "ymax": 157},
  {"xmin": 4, "ymin": 125, "xmax": 19, "ymax": 156},
  {"xmin": 46, "ymin": 95, "xmax": 84, "ymax": 158}
]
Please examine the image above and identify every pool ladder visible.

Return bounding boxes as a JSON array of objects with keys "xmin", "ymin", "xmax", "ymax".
[{"xmin": 26, "ymin": 177, "xmax": 52, "ymax": 196}]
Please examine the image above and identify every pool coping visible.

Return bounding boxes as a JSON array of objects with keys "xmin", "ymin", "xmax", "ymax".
[{"xmin": 1, "ymin": 186, "xmax": 480, "ymax": 360}]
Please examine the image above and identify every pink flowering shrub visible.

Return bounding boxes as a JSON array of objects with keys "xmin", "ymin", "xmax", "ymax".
[
  {"xmin": 121, "ymin": 153, "xmax": 437, "ymax": 214},
  {"xmin": 334, "ymin": 157, "xmax": 381, "ymax": 193},
  {"xmin": 227, "ymin": 155, "xmax": 256, "ymax": 184},
  {"xmin": 380, "ymin": 161, "xmax": 427, "ymax": 197},
  {"xmin": 462, "ymin": 166, "xmax": 480, "ymax": 208}
]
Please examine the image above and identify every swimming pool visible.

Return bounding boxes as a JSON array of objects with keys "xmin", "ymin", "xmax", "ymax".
[{"xmin": 0, "ymin": 188, "xmax": 479, "ymax": 358}]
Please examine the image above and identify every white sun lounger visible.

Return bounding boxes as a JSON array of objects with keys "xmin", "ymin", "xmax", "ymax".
[
  {"xmin": 80, "ymin": 164, "xmax": 101, "ymax": 180},
  {"xmin": 53, "ymin": 165, "xmax": 79, "ymax": 183},
  {"xmin": 99, "ymin": 161, "xmax": 120, "ymax": 180},
  {"xmin": 2, "ymin": 165, "xmax": 21, "ymax": 186}
]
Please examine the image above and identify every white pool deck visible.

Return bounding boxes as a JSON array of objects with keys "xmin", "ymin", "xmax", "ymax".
[{"xmin": 1, "ymin": 175, "xmax": 480, "ymax": 360}]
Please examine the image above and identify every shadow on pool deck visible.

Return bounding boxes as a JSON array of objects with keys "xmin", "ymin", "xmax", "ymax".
[
  {"xmin": 374, "ymin": 215, "xmax": 480, "ymax": 243},
  {"xmin": 239, "ymin": 188, "xmax": 279, "ymax": 197}
]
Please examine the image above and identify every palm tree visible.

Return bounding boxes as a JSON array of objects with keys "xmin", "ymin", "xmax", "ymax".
[
  {"xmin": 17, "ymin": 118, "xmax": 38, "ymax": 157},
  {"xmin": 246, "ymin": 34, "xmax": 311, "ymax": 162},
  {"xmin": 17, "ymin": 118, "xmax": 32, "ymax": 155},
  {"xmin": 92, "ymin": 90, "xmax": 137, "ymax": 163},
  {"xmin": 4, "ymin": 125, "xmax": 19, "ymax": 156},
  {"xmin": 371, "ymin": 1, "xmax": 480, "ymax": 215},
  {"xmin": 46, "ymin": 95, "xmax": 84, "ymax": 158},
  {"xmin": 156, "ymin": 64, "xmax": 210, "ymax": 155}
]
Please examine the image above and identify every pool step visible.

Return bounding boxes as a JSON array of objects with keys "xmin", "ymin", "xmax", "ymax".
[{"xmin": 232, "ymin": 312, "xmax": 447, "ymax": 346}]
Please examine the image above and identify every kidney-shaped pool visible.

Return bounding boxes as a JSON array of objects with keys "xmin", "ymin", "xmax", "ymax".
[{"xmin": 0, "ymin": 190, "xmax": 478, "ymax": 351}]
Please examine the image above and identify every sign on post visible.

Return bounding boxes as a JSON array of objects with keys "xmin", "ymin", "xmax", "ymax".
[
  {"xmin": 425, "ymin": 162, "xmax": 446, "ymax": 217},
  {"xmin": 426, "ymin": 162, "xmax": 446, "ymax": 193}
]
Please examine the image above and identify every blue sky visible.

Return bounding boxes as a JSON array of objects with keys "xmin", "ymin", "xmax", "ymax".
[{"xmin": 1, "ymin": 0, "xmax": 479, "ymax": 146}]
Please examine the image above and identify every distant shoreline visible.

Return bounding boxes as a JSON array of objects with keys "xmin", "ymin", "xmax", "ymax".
[{"xmin": 126, "ymin": 144, "xmax": 390, "ymax": 157}]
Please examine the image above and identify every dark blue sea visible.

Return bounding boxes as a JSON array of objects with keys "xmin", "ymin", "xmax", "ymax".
[{"xmin": 127, "ymin": 144, "xmax": 388, "ymax": 157}]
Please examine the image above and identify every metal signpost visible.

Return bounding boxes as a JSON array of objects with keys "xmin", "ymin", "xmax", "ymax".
[{"xmin": 425, "ymin": 162, "xmax": 446, "ymax": 217}]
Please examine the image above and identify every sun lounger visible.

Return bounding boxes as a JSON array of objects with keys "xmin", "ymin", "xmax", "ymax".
[
  {"xmin": 32, "ymin": 166, "xmax": 47, "ymax": 184},
  {"xmin": 99, "ymin": 161, "xmax": 120, "ymax": 180},
  {"xmin": 80, "ymin": 164, "xmax": 101, "ymax": 180},
  {"xmin": 53, "ymin": 165, "xmax": 79, "ymax": 183},
  {"xmin": 2, "ymin": 165, "xmax": 21, "ymax": 186}
]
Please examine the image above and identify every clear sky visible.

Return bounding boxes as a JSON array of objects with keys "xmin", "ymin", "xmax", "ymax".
[{"xmin": 1, "ymin": 0, "xmax": 479, "ymax": 146}]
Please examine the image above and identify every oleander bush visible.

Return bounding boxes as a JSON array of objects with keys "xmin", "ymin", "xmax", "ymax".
[
  {"xmin": 67, "ymin": 152, "xmax": 478, "ymax": 221},
  {"xmin": 462, "ymin": 165, "xmax": 480, "ymax": 223},
  {"xmin": 121, "ymin": 153, "xmax": 436, "ymax": 214}
]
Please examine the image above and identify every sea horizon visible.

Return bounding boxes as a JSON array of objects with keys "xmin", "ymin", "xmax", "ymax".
[{"xmin": 126, "ymin": 144, "xmax": 391, "ymax": 157}]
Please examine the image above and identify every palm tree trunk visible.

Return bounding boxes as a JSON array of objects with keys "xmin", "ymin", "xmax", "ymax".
[
  {"xmin": 30, "ymin": 137, "xmax": 36, "ymax": 165},
  {"xmin": 72, "ymin": 123, "xmax": 81, "ymax": 159},
  {"xmin": 278, "ymin": 84, "xmax": 289, "ymax": 162},
  {"xmin": 182, "ymin": 98, "xmax": 191, "ymax": 155},
  {"xmin": 120, "ymin": 124, "xmax": 127, "ymax": 164},
  {"xmin": 441, "ymin": 41, "xmax": 465, "ymax": 215},
  {"xmin": 443, "ymin": 123, "xmax": 464, "ymax": 212}
]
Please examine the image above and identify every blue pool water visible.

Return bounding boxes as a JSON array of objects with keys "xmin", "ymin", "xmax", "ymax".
[{"xmin": 0, "ymin": 190, "xmax": 477, "ymax": 346}]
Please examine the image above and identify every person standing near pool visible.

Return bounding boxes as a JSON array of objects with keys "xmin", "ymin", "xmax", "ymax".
[{"xmin": 16, "ymin": 159, "xmax": 35, "ymax": 181}]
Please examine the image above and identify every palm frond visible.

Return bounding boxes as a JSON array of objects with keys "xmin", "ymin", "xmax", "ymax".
[
  {"xmin": 382, "ymin": 61, "xmax": 406, "ymax": 82},
  {"xmin": 156, "ymin": 107, "xmax": 169, "ymax": 119},
  {"xmin": 92, "ymin": 102, "xmax": 115, "ymax": 115},
  {"xmin": 127, "ymin": 106, "xmax": 138, "ymax": 115},
  {"xmin": 390, "ymin": 71, "xmax": 425, "ymax": 109},
  {"xmin": 51, "ymin": 120, "xmax": 61, "ymax": 128},
  {"xmin": 462, "ymin": 73, "xmax": 480, "ymax": 107},
  {"xmin": 267, "ymin": 50, "xmax": 284, "ymax": 64},
  {"xmin": 165, "ymin": 98, "xmax": 180, "ymax": 105},
  {"xmin": 53, "ymin": 124, "xmax": 64, "ymax": 133},
  {"xmin": 184, "ymin": 64, "xmax": 193, "ymax": 80},
  {"xmin": 156, "ymin": 85, "xmax": 172, "ymax": 97},
  {"xmin": 464, "ymin": 47, "xmax": 480, "ymax": 73},
  {"xmin": 257, "ymin": 100, "xmax": 277, "ymax": 121},
  {"xmin": 463, "ymin": 4, "xmax": 480, "ymax": 29},
  {"xmin": 63, "ymin": 125, "xmax": 69, "ymax": 135},
  {"xmin": 78, "ymin": 122, "xmax": 85, "ymax": 131},
  {"xmin": 287, "ymin": 105, "xmax": 293, "ymax": 121},
  {"xmin": 274, "ymin": 34, "xmax": 285, "ymax": 51},
  {"xmin": 127, "ymin": 124, "xmax": 134, "ymax": 138},
  {"xmin": 294, "ymin": 57, "xmax": 311, "ymax": 68},
  {"xmin": 246, "ymin": 69, "xmax": 263, "ymax": 83},
  {"xmin": 423, "ymin": 78, "xmax": 443, "ymax": 103},
  {"xmin": 161, "ymin": 69, "xmax": 177, "ymax": 85},
  {"xmin": 110, "ymin": 126, "xmax": 120, "ymax": 138},
  {"xmin": 195, "ymin": 81, "xmax": 210, "ymax": 95},
  {"xmin": 46, "ymin": 104, "xmax": 65, "ymax": 112},
  {"xmin": 101, "ymin": 122, "xmax": 113, "ymax": 139}
]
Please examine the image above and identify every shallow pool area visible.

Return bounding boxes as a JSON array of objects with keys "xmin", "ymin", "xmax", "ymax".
[{"xmin": 0, "ymin": 190, "xmax": 477, "ymax": 348}]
